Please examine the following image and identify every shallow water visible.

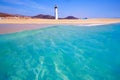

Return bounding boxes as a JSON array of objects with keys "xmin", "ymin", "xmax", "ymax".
[{"xmin": 0, "ymin": 24, "xmax": 120, "ymax": 80}]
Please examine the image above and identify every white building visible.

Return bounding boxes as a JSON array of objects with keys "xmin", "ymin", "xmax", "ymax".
[{"xmin": 54, "ymin": 5, "xmax": 58, "ymax": 20}]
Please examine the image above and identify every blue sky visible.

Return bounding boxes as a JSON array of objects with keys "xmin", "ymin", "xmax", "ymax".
[{"xmin": 0, "ymin": 0, "xmax": 120, "ymax": 18}]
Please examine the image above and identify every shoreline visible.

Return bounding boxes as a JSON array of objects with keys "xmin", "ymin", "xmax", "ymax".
[
  {"xmin": 0, "ymin": 23, "xmax": 118, "ymax": 34},
  {"xmin": 0, "ymin": 18, "xmax": 120, "ymax": 34},
  {"xmin": 0, "ymin": 24, "xmax": 53, "ymax": 34},
  {"xmin": 0, "ymin": 18, "xmax": 120, "ymax": 24}
]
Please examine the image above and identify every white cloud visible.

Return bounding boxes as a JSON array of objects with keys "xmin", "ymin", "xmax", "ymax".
[
  {"xmin": 0, "ymin": 0, "xmax": 53, "ymax": 15},
  {"xmin": 1, "ymin": 0, "xmax": 25, "ymax": 5},
  {"xmin": 0, "ymin": 5, "xmax": 31, "ymax": 15},
  {"xmin": 1, "ymin": 0, "xmax": 52, "ymax": 11}
]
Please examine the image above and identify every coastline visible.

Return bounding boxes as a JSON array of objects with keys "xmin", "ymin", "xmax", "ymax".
[
  {"xmin": 0, "ymin": 18, "xmax": 120, "ymax": 34},
  {"xmin": 0, "ymin": 18, "xmax": 120, "ymax": 24},
  {"xmin": 0, "ymin": 24, "xmax": 53, "ymax": 34}
]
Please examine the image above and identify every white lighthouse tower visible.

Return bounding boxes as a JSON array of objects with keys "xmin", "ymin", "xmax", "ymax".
[{"xmin": 54, "ymin": 5, "xmax": 58, "ymax": 20}]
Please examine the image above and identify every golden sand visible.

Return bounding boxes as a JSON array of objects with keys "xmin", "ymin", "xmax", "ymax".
[
  {"xmin": 0, "ymin": 18, "xmax": 120, "ymax": 34},
  {"xmin": 0, "ymin": 18, "xmax": 120, "ymax": 24}
]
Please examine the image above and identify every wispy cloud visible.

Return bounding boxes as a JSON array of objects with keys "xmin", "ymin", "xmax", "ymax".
[
  {"xmin": 0, "ymin": 5, "xmax": 33, "ymax": 15},
  {"xmin": 1, "ymin": 0, "xmax": 52, "ymax": 10},
  {"xmin": 1, "ymin": 0, "xmax": 25, "ymax": 5},
  {"xmin": 0, "ymin": 0, "xmax": 53, "ymax": 15}
]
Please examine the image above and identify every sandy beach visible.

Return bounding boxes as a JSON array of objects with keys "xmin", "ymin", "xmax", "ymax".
[
  {"xmin": 0, "ymin": 18, "xmax": 120, "ymax": 34},
  {"xmin": 0, "ymin": 18, "xmax": 120, "ymax": 24}
]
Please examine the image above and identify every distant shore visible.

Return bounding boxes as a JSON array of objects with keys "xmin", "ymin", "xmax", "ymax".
[{"xmin": 0, "ymin": 18, "xmax": 120, "ymax": 34}]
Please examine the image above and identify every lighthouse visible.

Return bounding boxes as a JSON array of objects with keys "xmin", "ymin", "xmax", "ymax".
[{"xmin": 54, "ymin": 5, "xmax": 58, "ymax": 20}]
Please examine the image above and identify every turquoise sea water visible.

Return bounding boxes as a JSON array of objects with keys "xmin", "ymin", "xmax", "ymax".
[{"xmin": 0, "ymin": 24, "xmax": 120, "ymax": 80}]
